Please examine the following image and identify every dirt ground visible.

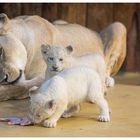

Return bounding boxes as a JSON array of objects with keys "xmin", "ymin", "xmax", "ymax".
[{"xmin": 0, "ymin": 73, "xmax": 140, "ymax": 137}]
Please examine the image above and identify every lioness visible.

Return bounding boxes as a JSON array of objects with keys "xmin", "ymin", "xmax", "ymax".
[{"xmin": 0, "ymin": 13, "xmax": 126, "ymax": 100}]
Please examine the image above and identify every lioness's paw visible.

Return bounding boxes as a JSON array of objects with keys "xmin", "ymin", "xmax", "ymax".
[
  {"xmin": 98, "ymin": 115, "xmax": 110, "ymax": 122},
  {"xmin": 105, "ymin": 77, "xmax": 115, "ymax": 87},
  {"xmin": 43, "ymin": 119, "xmax": 57, "ymax": 128}
]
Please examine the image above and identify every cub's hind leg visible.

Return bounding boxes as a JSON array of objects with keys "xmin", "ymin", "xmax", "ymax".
[
  {"xmin": 88, "ymin": 80, "xmax": 110, "ymax": 122},
  {"xmin": 95, "ymin": 97, "xmax": 110, "ymax": 122}
]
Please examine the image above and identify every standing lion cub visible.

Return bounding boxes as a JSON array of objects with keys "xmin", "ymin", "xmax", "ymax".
[
  {"xmin": 29, "ymin": 66, "xmax": 110, "ymax": 128},
  {"xmin": 41, "ymin": 44, "xmax": 114, "ymax": 88}
]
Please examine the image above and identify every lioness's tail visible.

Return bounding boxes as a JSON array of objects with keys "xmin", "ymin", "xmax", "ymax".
[{"xmin": 100, "ymin": 22, "xmax": 127, "ymax": 76}]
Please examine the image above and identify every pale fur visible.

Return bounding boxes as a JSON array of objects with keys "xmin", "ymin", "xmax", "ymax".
[
  {"xmin": 41, "ymin": 44, "xmax": 114, "ymax": 88},
  {"xmin": 0, "ymin": 13, "xmax": 126, "ymax": 100},
  {"xmin": 29, "ymin": 66, "xmax": 110, "ymax": 128},
  {"xmin": 52, "ymin": 20, "xmax": 68, "ymax": 25}
]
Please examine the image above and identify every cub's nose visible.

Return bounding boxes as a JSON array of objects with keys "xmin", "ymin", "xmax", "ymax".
[{"xmin": 52, "ymin": 66, "xmax": 58, "ymax": 71}]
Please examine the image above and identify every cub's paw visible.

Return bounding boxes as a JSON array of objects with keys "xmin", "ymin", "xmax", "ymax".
[
  {"xmin": 43, "ymin": 119, "xmax": 57, "ymax": 128},
  {"xmin": 105, "ymin": 77, "xmax": 115, "ymax": 87},
  {"xmin": 62, "ymin": 112, "xmax": 72, "ymax": 118},
  {"xmin": 98, "ymin": 115, "xmax": 110, "ymax": 122}
]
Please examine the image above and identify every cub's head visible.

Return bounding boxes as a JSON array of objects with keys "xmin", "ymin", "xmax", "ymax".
[
  {"xmin": 29, "ymin": 86, "xmax": 57, "ymax": 124},
  {"xmin": 41, "ymin": 44, "xmax": 73, "ymax": 73}
]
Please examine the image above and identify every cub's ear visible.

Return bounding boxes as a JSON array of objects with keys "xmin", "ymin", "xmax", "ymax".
[
  {"xmin": 0, "ymin": 13, "xmax": 9, "ymax": 34},
  {"xmin": 0, "ymin": 47, "xmax": 5, "ymax": 62},
  {"xmin": 45, "ymin": 100, "xmax": 56, "ymax": 109},
  {"xmin": 29, "ymin": 86, "xmax": 39, "ymax": 97},
  {"xmin": 41, "ymin": 44, "xmax": 51, "ymax": 55},
  {"xmin": 66, "ymin": 45, "xmax": 73, "ymax": 54}
]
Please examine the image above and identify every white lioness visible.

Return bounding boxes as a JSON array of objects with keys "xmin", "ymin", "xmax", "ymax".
[
  {"xmin": 0, "ymin": 13, "xmax": 126, "ymax": 100},
  {"xmin": 41, "ymin": 44, "xmax": 114, "ymax": 87},
  {"xmin": 29, "ymin": 66, "xmax": 110, "ymax": 128}
]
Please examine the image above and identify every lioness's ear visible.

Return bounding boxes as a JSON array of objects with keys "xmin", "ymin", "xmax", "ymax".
[
  {"xmin": 0, "ymin": 13, "xmax": 9, "ymax": 34},
  {"xmin": 41, "ymin": 44, "xmax": 51, "ymax": 55},
  {"xmin": 66, "ymin": 45, "xmax": 73, "ymax": 54},
  {"xmin": 29, "ymin": 86, "xmax": 39, "ymax": 97},
  {"xmin": 0, "ymin": 47, "xmax": 5, "ymax": 62},
  {"xmin": 45, "ymin": 100, "xmax": 56, "ymax": 109}
]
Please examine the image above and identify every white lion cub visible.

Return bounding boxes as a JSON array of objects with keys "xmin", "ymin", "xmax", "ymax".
[
  {"xmin": 29, "ymin": 66, "xmax": 110, "ymax": 128},
  {"xmin": 41, "ymin": 44, "xmax": 114, "ymax": 88}
]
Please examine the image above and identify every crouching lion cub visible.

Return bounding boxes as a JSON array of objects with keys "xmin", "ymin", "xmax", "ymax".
[
  {"xmin": 29, "ymin": 66, "xmax": 110, "ymax": 128},
  {"xmin": 41, "ymin": 44, "xmax": 114, "ymax": 88}
]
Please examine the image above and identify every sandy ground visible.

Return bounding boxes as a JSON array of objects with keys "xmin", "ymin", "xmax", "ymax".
[{"xmin": 0, "ymin": 73, "xmax": 140, "ymax": 137}]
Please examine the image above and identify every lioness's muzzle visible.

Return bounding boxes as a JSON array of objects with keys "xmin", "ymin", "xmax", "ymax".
[{"xmin": 0, "ymin": 70, "xmax": 22, "ymax": 85}]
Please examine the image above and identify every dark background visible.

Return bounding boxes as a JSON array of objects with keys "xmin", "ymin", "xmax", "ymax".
[{"xmin": 0, "ymin": 3, "xmax": 139, "ymax": 72}]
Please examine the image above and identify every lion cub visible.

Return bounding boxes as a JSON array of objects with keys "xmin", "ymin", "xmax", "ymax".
[
  {"xmin": 41, "ymin": 44, "xmax": 114, "ymax": 88},
  {"xmin": 29, "ymin": 66, "xmax": 110, "ymax": 128}
]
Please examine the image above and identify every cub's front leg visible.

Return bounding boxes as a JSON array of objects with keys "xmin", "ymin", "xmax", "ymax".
[
  {"xmin": 43, "ymin": 103, "xmax": 67, "ymax": 128},
  {"xmin": 62, "ymin": 104, "xmax": 81, "ymax": 118}
]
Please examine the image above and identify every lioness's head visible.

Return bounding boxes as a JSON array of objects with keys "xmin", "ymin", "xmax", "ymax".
[
  {"xmin": 0, "ymin": 47, "xmax": 22, "ymax": 84},
  {"xmin": 0, "ymin": 13, "xmax": 27, "ymax": 84},
  {"xmin": 41, "ymin": 44, "xmax": 73, "ymax": 73},
  {"xmin": 29, "ymin": 86, "xmax": 57, "ymax": 124}
]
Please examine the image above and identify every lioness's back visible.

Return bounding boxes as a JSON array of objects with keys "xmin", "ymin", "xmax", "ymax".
[{"xmin": 55, "ymin": 24, "xmax": 103, "ymax": 55}]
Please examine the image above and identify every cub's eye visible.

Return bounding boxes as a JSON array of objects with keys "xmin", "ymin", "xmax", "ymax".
[
  {"xmin": 43, "ymin": 51, "xmax": 47, "ymax": 54},
  {"xmin": 48, "ymin": 57, "xmax": 54, "ymax": 61},
  {"xmin": 59, "ymin": 58, "xmax": 63, "ymax": 61}
]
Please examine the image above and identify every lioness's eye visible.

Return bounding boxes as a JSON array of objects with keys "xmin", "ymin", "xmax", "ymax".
[{"xmin": 59, "ymin": 58, "xmax": 63, "ymax": 61}]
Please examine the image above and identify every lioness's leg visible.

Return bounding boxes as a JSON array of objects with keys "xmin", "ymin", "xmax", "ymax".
[
  {"xmin": 0, "ymin": 76, "xmax": 43, "ymax": 101},
  {"xmin": 100, "ymin": 22, "xmax": 127, "ymax": 76},
  {"xmin": 16, "ymin": 75, "xmax": 44, "ymax": 88},
  {"xmin": 0, "ymin": 85, "xmax": 29, "ymax": 101}
]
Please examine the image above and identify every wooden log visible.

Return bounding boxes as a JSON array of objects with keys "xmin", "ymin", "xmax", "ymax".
[
  {"xmin": 21, "ymin": 3, "xmax": 42, "ymax": 16},
  {"xmin": 113, "ymin": 4, "xmax": 136, "ymax": 72},
  {"xmin": 125, "ymin": 9, "xmax": 140, "ymax": 72},
  {"xmin": 2, "ymin": 3, "xmax": 21, "ymax": 18},
  {"xmin": 42, "ymin": 3, "xmax": 58, "ymax": 22},
  {"xmin": 0, "ymin": 3, "xmax": 5, "ymax": 13},
  {"xmin": 57, "ymin": 3, "xmax": 86, "ymax": 26},
  {"xmin": 113, "ymin": 3, "xmax": 136, "ymax": 31},
  {"xmin": 135, "ymin": 10, "xmax": 140, "ymax": 71},
  {"xmin": 135, "ymin": 4, "xmax": 140, "ymax": 71},
  {"xmin": 87, "ymin": 3, "xmax": 113, "ymax": 32}
]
